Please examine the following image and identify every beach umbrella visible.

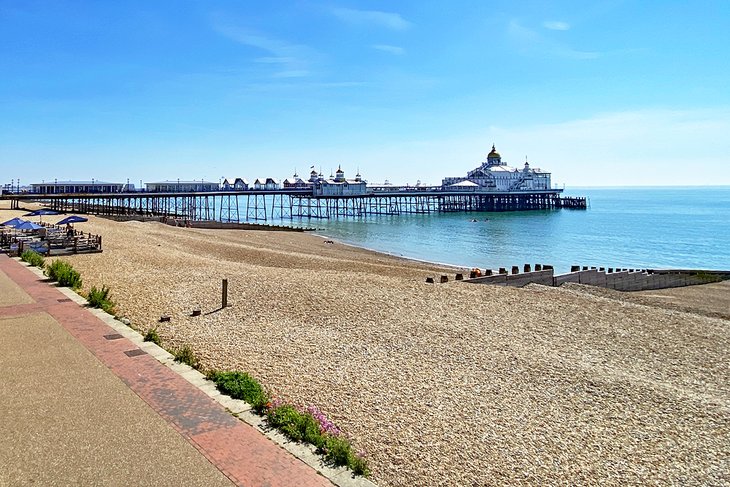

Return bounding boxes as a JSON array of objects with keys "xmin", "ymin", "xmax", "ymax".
[
  {"xmin": 56, "ymin": 215, "xmax": 89, "ymax": 225},
  {"xmin": 1, "ymin": 217, "xmax": 27, "ymax": 227},
  {"xmin": 24, "ymin": 209, "xmax": 61, "ymax": 216},
  {"xmin": 15, "ymin": 221, "xmax": 43, "ymax": 231},
  {"xmin": 24, "ymin": 208, "xmax": 61, "ymax": 222}
]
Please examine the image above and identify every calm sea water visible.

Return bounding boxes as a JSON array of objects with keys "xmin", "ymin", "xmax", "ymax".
[{"xmin": 304, "ymin": 187, "xmax": 730, "ymax": 273}]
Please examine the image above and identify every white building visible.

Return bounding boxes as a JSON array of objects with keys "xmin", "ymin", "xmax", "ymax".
[
  {"xmin": 146, "ymin": 180, "xmax": 219, "ymax": 192},
  {"xmin": 222, "ymin": 177, "xmax": 248, "ymax": 190},
  {"xmin": 283, "ymin": 172, "xmax": 309, "ymax": 188},
  {"xmin": 31, "ymin": 180, "xmax": 125, "ymax": 194},
  {"xmin": 442, "ymin": 145, "xmax": 552, "ymax": 192},
  {"xmin": 252, "ymin": 178, "xmax": 280, "ymax": 190},
  {"xmin": 312, "ymin": 166, "xmax": 367, "ymax": 196}
]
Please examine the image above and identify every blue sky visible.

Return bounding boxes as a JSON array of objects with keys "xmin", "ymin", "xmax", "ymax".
[{"xmin": 2, "ymin": 0, "xmax": 729, "ymax": 187}]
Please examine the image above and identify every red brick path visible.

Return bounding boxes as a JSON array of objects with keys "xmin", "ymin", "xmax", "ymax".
[{"xmin": 0, "ymin": 255, "xmax": 332, "ymax": 487}]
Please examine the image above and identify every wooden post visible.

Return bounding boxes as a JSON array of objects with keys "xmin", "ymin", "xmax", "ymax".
[{"xmin": 222, "ymin": 279, "xmax": 228, "ymax": 308}]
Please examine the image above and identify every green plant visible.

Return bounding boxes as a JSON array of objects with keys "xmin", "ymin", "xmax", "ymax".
[
  {"xmin": 206, "ymin": 370, "xmax": 270, "ymax": 413},
  {"xmin": 20, "ymin": 250, "xmax": 45, "ymax": 268},
  {"xmin": 173, "ymin": 344, "xmax": 200, "ymax": 370},
  {"xmin": 322, "ymin": 436, "xmax": 370, "ymax": 476},
  {"xmin": 266, "ymin": 404, "xmax": 325, "ymax": 447},
  {"xmin": 205, "ymin": 368, "xmax": 370, "ymax": 477},
  {"xmin": 45, "ymin": 259, "xmax": 82, "ymax": 289},
  {"xmin": 144, "ymin": 327, "xmax": 162, "ymax": 346},
  {"xmin": 87, "ymin": 285, "xmax": 115, "ymax": 313}
]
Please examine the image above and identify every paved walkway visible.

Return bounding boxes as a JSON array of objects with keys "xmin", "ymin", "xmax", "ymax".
[{"xmin": 0, "ymin": 254, "xmax": 333, "ymax": 487}]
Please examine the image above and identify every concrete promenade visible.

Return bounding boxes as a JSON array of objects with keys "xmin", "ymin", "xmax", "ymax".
[{"xmin": 0, "ymin": 254, "xmax": 333, "ymax": 486}]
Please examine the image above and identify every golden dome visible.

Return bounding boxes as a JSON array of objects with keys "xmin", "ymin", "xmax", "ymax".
[{"xmin": 487, "ymin": 144, "xmax": 501, "ymax": 158}]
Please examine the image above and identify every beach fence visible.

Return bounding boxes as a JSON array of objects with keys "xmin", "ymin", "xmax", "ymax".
[
  {"xmin": 427, "ymin": 265, "xmax": 730, "ymax": 292},
  {"xmin": 1, "ymin": 222, "xmax": 102, "ymax": 256}
]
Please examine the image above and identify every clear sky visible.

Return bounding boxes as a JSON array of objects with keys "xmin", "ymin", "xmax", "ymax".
[{"xmin": 2, "ymin": 0, "xmax": 729, "ymax": 187}]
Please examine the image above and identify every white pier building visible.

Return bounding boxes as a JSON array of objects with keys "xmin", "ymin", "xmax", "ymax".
[{"xmin": 442, "ymin": 145, "xmax": 552, "ymax": 192}]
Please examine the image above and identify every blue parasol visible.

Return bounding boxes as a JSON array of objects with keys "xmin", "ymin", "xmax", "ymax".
[
  {"xmin": 15, "ymin": 221, "xmax": 43, "ymax": 231},
  {"xmin": 56, "ymin": 215, "xmax": 89, "ymax": 225},
  {"xmin": 1, "ymin": 217, "xmax": 27, "ymax": 227},
  {"xmin": 24, "ymin": 209, "xmax": 61, "ymax": 216}
]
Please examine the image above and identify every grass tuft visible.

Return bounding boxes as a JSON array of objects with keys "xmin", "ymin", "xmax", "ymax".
[
  {"xmin": 87, "ymin": 285, "xmax": 115, "ymax": 314},
  {"xmin": 144, "ymin": 327, "xmax": 162, "ymax": 346},
  {"xmin": 172, "ymin": 344, "xmax": 200, "ymax": 370}
]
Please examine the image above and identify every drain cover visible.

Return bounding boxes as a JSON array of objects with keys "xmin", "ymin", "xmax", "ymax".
[{"xmin": 124, "ymin": 349, "xmax": 146, "ymax": 357}]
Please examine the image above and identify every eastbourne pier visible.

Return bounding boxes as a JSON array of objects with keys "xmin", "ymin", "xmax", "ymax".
[
  {"xmin": 1, "ymin": 146, "xmax": 587, "ymax": 222},
  {"xmin": 0, "ymin": 186, "xmax": 585, "ymax": 223}
]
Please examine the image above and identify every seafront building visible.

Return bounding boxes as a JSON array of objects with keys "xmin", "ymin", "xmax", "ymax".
[
  {"xmin": 442, "ymin": 145, "xmax": 552, "ymax": 191},
  {"xmin": 221, "ymin": 177, "xmax": 248, "ymax": 190},
  {"xmin": 309, "ymin": 166, "xmax": 367, "ymax": 196},
  {"xmin": 30, "ymin": 180, "xmax": 128, "ymax": 193},
  {"xmin": 145, "ymin": 180, "xmax": 219, "ymax": 192}
]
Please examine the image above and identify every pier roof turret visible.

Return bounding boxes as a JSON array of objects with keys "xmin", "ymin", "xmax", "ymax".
[{"xmin": 487, "ymin": 144, "xmax": 501, "ymax": 158}]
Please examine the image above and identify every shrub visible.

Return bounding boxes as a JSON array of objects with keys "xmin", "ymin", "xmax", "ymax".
[
  {"xmin": 266, "ymin": 404, "xmax": 325, "ymax": 447},
  {"xmin": 45, "ymin": 259, "xmax": 82, "ymax": 289},
  {"xmin": 20, "ymin": 250, "xmax": 45, "ymax": 268},
  {"xmin": 144, "ymin": 327, "xmax": 162, "ymax": 346},
  {"xmin": 207, "ymin": 370, "xmax": 270, "ymax": 413},
  {"xmin": 173, "ymin": 344, "xmax": 200, "ymax": 370},
  {"xmin": 322, "ymin": 435, "xmax": 370, "ymax": 476},
  {"xmin": 87, "ymin": 285, "xmax": 115, "ymax": 314}
]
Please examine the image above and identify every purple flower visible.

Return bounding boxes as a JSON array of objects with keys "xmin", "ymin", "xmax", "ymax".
[{"xmin": 306, "ymin": 405, "xmax": 341, "ymax": 436}]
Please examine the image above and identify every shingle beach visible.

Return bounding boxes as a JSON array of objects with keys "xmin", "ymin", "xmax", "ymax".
[{"xmin": 3, "ymin": 205, "xmax": 728, "ymax": 486}]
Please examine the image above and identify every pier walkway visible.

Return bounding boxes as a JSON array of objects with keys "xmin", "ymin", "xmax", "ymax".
[{"xmin": 0, "ymin": 254, "xmax": 333, "ymax": 487}]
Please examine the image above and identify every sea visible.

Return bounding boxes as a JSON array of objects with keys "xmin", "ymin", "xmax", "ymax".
[{"xmin": 305, "ymin": 187, "xmax": 730, "ymax": 273}]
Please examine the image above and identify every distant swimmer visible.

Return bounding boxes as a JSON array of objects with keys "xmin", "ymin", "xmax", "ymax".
[{"xmin": 470, "ymin": 219, "xmax": 478, "ymax": 222}]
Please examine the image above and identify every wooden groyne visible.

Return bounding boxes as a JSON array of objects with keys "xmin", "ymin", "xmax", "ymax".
[{"xmin": 442, "ymin": 264, "xmax": 730, "ymax": 292}]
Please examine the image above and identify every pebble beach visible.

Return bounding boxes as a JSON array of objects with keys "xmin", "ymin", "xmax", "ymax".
[{"xmin": 3, "ymin": 205, "xmax": 729, "ymax": 486}]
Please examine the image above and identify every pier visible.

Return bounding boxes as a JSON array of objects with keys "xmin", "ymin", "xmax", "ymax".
[{"xmin": 0, "ymin": 188, "xmax": 587, "ymax": 223}]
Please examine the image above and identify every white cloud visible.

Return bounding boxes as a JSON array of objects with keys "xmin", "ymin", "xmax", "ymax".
[
  {"xmin": 210, "ymin": 16, "xmax": 315, "ymax": 78},
  {"xmin": 543, "ymin": 20, "xmax": 570, "ymax": 31},
  {"xmin": 508, "ymin": 20, "xmax": 598, "ymax": 60},
  {"xmin": 372, "ymin": 44, "xmax": 405, "ymax": 55},
  {"xmin": 331, "ymin": 7, "xmax": 411, "ymax": 31}
]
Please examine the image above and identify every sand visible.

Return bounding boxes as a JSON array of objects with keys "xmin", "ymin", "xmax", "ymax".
[{"xmin": 2, "ymin": 202, "xmax": 728, "ymax": 486}]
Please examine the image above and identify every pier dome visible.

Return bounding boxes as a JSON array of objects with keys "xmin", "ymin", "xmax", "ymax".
[{"xmin": 486, "ymin": 144, "xmax": 502, "ymax": 166}]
